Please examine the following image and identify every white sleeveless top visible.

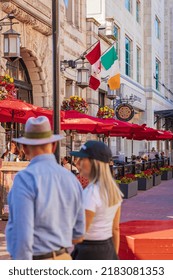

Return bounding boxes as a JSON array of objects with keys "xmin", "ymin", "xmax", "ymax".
[{"xmin": 83, "ymin": 183, "xmax": 121, "ymax": 240}]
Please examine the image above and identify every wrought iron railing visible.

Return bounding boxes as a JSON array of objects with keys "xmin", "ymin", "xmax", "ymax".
[{"xmin": 113, "ymin": 158, "xmax": 170, "ymax": 179}]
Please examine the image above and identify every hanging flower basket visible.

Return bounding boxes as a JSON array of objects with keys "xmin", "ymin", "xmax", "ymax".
[
  {"xmin": 97, "ymin": 105, "xmax": 115, "ymax": 119},
  {"xmin": 0, "ymin": 74, "xmax": 16, "ymax": 100},
  {"xmin": 61, "ymin": 95, "xmax": 88, "ymax": 114}
]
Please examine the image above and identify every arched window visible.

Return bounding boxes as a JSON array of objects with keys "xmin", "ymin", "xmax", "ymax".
[{"xmin": 6, "ymin": 59, "xmax": 33, "ymax": 103}]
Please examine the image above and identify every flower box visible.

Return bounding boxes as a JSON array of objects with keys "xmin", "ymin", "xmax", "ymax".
[
  {"xmin": 97, "ymin": 105, "xmax": 115, "ymax": 119},
  {"xmin": 153, "ymin": 174, "xmax": 161, "ymax": 186},
  {"xmin": 161, "ymin": 170, "xmax": 172, "ymax": 180},
  {"xmin": 119, "ymin": 181, "xmax": 138, "ymax": 199},
  {"xmin": 61, "ymin": 96, "xmax": 88, "ymax": 113},
  {"xmin": 137, "ymin": 177, "xmax": 153, "ymax": 190},
  {"xmin": 0, "ymin": 74, "xmax": 16, "ymax": 100}
]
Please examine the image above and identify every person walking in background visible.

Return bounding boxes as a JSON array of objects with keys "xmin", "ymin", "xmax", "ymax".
[
  {"xmin": 62, "ymin": 156, "xmax": 71, "ymax": 170},
  {"xmin": 71, "ymin": 141, "xmax": 123, "ymax": 260},
  {"xmin": 6, "ymin": 116, "xmax": 85, "ymax": 260},
  {"xmin": 62, "ymin": 156, "xmax": 78, "ymax": 174},
  {"xmin": 1, "ymin": 141, "xmax": 19, "ymax": 161}
]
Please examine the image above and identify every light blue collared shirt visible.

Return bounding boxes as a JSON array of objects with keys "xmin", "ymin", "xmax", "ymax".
[{"xmin": 5, "ymin": 154, "xmax": 85, "ymax": 260}]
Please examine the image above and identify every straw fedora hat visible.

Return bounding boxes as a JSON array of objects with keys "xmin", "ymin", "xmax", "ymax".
[{"xmin": 13, "ymin": 116, "xmax": 64, "ymax": 145}]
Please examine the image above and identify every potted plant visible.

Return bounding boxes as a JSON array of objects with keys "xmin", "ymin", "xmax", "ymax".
[
  {"xmin": 135, "ymin": 170, "xmax": 153, "ymax": 190},
  {"xmin": 151, "ymin": 168, "xmax": 162, "ymax": 186},
  {"xmin": 116, "ymin": 174, "xmax": 138, "ymax": 199},
  {"xmin": 61, "ymin": 95, "xmax": 88, "ymax": 113},
  {"xmin": 0, "ymin": 74, "xmax": 16, "ymax": 100},
  {"xmin": 97, "ymin": 105, "xmax": 115, "ymax": 119},
  {"xmin": 160, "ymin": 166, "xmax": 173, "ymax": 180}
]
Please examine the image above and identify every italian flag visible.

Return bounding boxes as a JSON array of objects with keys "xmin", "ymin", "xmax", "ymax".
[
  {"xmin": 101, "ymin": 46, "xmax": 120, "ymax": 90},
  {"xmin": 85, "ymin": 41, "xmax": 101, "ymax": 91}
]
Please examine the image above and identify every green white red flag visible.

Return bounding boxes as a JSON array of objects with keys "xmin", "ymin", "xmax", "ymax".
[{"xmin": 101, "ymin": 46, "xmax": 120, "ymax": 90}]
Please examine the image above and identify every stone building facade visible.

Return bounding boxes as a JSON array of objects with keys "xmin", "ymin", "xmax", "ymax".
[
  {"xmin": 1, "ymin": 0, "xmax": 173, "ymax": 158},
  {"xmin": 0, "ymin": 0, "xmax": 103, "ymax": 156},
  {"xmin": 0, "ymin": 0, "xmax": 52, "ymax": 107},
  {"xmin": 87, "ymin": 0, "xmax": 173, "ymax": 158}
]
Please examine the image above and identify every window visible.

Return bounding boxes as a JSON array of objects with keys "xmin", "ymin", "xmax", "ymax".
[
  {"xmin": 125, "ymin": 0, "xmax": 131, "ymax": 12},
  {"xmin": 136, "ymin": 47, "xmax": 141, "ymax": 83},
  {"xmin": 99, "ymin": 91, "xmax": 105, "ymax": 107},
  {"xmin": 113, "ymin": 24, "xmax": 119, "ymax": 58},
  {"xmin": 66, "ymin": 0, "xmax": 74, "ymax": 23},
  {"xmin": 155, "ymin": 16, "xmax": 160, "ymax": 39},
  {"xmin": 6, "ymin": 59, "xmax": 32, "ymax": 103},
  {"xmin": 74, "ymin": 0, "xmax": 82, "ymax": 29},
  {"xmin": 155, "ymin": 58, "xmax": 161, "ymax": 91},
  {"xmin": 136, "ymin": 1, "xmax": 140, "ymax": 23},
  {"xmin": 66, "ymin": 0, "xmax": 81, "ymax": 28},
  {"xmin": 125, "ymin": 36, "xmax": 132, "ymax": 77}
]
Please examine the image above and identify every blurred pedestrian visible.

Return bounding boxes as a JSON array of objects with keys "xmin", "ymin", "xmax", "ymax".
[
  {"xmin": 136, "ymin": 156, "xmax": 142, "ymax": 163},
  {"xmin": 142, "ymin": 154, "xmax": 148, "ymax": 161},
  {"xmin": 155, "ymin": 154, "xmax": 160, "ymax": 160},
  {"xmin": 6, "ymin": 116, "xmax": 85, "ymax": 260},
  {"xmin": 62, "ymin": 156, "xmax": 71, "ymax": 170},
  {"xmin": 1, "ymin": 141, "xmax": 19, "ymax": 161},
  {"xmin": 160, "ymin": 152, "xmax": 165, "ymax": 159},
  {"xmin": 109, "ymin": 158, "xmax": 114, "ymax": 175},
  {"xmin": 63, "ymin": 156, "xmax": 78, "ymax": 174},
  {"xmin": 71, "ymin": 141, "xmax": 123, "ymax": 260}
]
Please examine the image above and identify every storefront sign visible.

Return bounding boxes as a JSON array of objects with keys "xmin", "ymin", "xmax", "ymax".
[{"xmin": 115, "ymin": 103, "xmax": 134, "ymax": 121}]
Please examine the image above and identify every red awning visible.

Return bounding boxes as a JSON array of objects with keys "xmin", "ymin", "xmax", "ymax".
[{"xmin": 61, "ymin": 110, "xmax": 113, "ymax": 134}]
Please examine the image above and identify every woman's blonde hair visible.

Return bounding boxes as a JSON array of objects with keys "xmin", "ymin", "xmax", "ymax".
[{"xmin": 89, "ymin": 159, "xmax": 123, "ymax": 207}]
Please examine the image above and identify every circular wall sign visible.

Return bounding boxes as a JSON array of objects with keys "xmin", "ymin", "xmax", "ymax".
[{"xmin": 115, "ymin": 103, "xmax": 134, "ymax": 121}]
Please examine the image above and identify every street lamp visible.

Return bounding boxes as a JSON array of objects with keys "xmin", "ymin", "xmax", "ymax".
[
  {"xmin": 107, "ymin": 85, "xmax": 117, "ymax": 100},
  {"xmin": 61, "ymin": 56, "xmax": 89, "ymax": 89},
  {"xmin": 0, "ymin": 13, "xmax": 20, "ymax": 62},
  {"xmin": 3, "ymin": 28, "xmax": 20, "ymax": 62},
  {"xmin": 76, "ymin": 57, "xmax": 89, "ymax": 89}
]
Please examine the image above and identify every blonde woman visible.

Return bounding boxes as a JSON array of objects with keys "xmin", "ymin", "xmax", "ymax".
[{"xmin": 71, "ymin": 140, "xmax": 123, "ymax": 260}]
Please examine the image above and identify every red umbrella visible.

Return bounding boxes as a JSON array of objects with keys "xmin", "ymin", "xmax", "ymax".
[
  {"xmin": 99, "ymin": 118, "xmax": 146, "ymax": 137},
  {"xmin": 0, "ymin": 99, "xmax": 53, "ymax": 146},
  {"xmin": 126, "ymin": 127, "xmax": 173, "ymax": 140},
  {"xmin": 0, "ymin": 99, "xmax": 53, "ymax": 124},
  {"xmin": 61, "ymin": 110, "xmax": 113, "ymax": 133}
]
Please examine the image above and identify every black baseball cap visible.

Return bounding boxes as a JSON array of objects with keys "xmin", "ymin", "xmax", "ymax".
[{"xmin": 70, "ymin": 140, "xmax": 112, "ymax": 163}]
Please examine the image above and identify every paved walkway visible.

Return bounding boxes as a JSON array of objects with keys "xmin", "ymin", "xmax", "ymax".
[
  {"xmin": 0, "ymin": 179, "xmax": 173, "ymax": 259},
  {"xmin": 120, "ymin": 179, "xmax": 173, "ymax": 222}
]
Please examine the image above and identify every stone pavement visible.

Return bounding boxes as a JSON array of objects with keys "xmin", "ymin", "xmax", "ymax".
[
  {"xmin": 0, "ymin": 179, "xmax": 173, "ymax": 260},
  {"xmin": 120, "ymin": 179, "xmax": 173, "ymax": 222}
]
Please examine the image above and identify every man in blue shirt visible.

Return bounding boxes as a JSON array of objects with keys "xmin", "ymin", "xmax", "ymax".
[{"xmin": 5, "ymin": 116, "xmax": 85, "ymax": 260}]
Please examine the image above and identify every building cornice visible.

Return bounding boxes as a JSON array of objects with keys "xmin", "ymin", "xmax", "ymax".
[
  {"xmin": 86, "ymin": 17, "xmax": 112, "ymax": 45},
  {"xmin": 86, "ymin": 17, "xmax": 101, "ymax": 27},
  {"xmin": 98, "ymin": 33, "xmax": 112, "ymax": 45},
  {"xmin": 2, "ymin": 0, "xmax": 52, "ymax": 36}
]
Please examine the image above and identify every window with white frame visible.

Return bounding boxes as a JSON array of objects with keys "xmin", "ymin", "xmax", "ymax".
[
  {"xmin": 155, "ymin": 16, "xmax": 160, "ymax": 39},
  {"xmin": 155, "ymin": 58, "xmax": 161, "ymax": 91},
  {"xmin": 99, "ymin": 91, "xmax": 105, "ymax": 107},
  {"xmin": 125, "ymin": 36, "xmax": 132, "ymax": 77},
  {"xmin": 74, "ymin": 0, "xmax": 82, "ymax": 29},
  {"xmin": 125, "ymin": 0, "xmax": 131, "ymax": 12},
  {"xmin": 113, "ymin": 24, "xmax": 120, "ymax": 59},
  {"xmin": 136, "ymin": 47, "xmax": 141, "ymax": 83},
  {"xmin": 66, "ymin": 0, "xmax": 81, "ymax": 29},
  {"xmin": 136, "ymin": 0, "xmax": 140, "ymax": 23}
]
